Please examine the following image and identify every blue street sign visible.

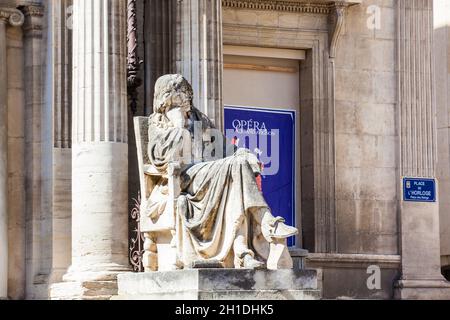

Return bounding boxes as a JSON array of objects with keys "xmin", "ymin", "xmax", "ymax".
[
  {"xmin": 403, "ymin": 178, "xmax": 436, "ymax": 202},
  {"xmin": 224, "ymin": 105, "xmax": 296, "ymax": 246}
]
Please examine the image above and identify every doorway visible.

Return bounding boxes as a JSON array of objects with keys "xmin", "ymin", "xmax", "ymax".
[{"xmin": 223, "ymin": 45, "xmax": 304, "ymax": 248}]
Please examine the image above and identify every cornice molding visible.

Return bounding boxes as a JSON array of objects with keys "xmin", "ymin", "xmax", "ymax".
[
  {"xmin": 222, "ymin": 0, "xmax": 333, "ymax": 14},
  {"xmin": 222, "ymin": 0, "xmax": 358, "ymax": 59},
  {"xmin": 222, "ymin": 0, "xmax": 361, "ymax": 14},
  {"xmin": 0, "ymin": 7, "xmax": 25, "ymax": 27}
]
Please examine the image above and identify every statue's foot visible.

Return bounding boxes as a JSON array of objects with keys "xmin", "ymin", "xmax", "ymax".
[
  {"xmin": 262, "ymin": 216, "xmax": 298, "ymax": 242},
  {"xmin": 242, "ymin": 254, "xmax": 265, "ymax": 270}
]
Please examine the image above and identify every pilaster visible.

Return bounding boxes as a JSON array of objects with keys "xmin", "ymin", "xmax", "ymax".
[
  {"xmin": 19, "ymin": 3, "xmax": 51, "ymax": 300},
  {"xmin": 0, "ymin": 5, "xmax": 25, "ymax": 300},
  {"xmin": 395, "ymin": 0, "xmax": 450, "ymax": 299}
]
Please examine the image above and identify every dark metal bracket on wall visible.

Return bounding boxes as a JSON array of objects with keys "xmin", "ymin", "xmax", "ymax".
[{"xmin": 127, "ymin": 0, "xmax": 143, "ymax": 115}]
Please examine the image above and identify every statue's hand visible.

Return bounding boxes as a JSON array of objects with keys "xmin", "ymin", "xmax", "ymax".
[
  {"xmin": 166, "ymin": 107, "xmax": 187, "ymax": 128},
  {"xmin": 235, "ymin": 148, "xmax": 262, "ymax": 175}
]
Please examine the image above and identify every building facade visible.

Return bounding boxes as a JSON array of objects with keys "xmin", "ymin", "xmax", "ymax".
[{"xmin": 0, "ymin": 0, "xmax": 450, "ymax": 300}]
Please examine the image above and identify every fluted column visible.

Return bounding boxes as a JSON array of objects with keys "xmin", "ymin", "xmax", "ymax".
[
  {"xmin": 49, "ymin": 0, "xmax": 72, "ymax": 285},
  {"xmin": 396, "ymin": 0, "xmax": 450, "ymax": 299},
  {"xmin": 176, "ymin": 0, "xmax": 223, "ymax": 128},
  {"xmin": 0, "ymin": 6, "xmax": 25, "ymax": 300},
  {"xmin": 144, "ymin": 0, "xmax": 175, "ymax": 114},
  {"xmin": 60, "ymin": 0, "xmax": 129, "ymax": 290},
  {"xmin": 53, "ymin": 0, "xmax": 72, "ymax": 150}
]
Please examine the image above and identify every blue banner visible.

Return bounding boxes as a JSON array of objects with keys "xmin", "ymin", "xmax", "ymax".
[{"xmin": 224, "ymin": 106, "xmax": 296, "ymax": 246}]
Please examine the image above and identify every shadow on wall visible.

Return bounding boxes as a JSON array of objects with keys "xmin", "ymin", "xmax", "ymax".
[{"xmin": 442, "ymin": 267, "xmax": 450, "ymax": 282}]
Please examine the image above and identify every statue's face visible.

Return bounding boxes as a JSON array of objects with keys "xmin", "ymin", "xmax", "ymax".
[
  {"xmin": 154, "ymin": 75, "xmax": 195, "ymax": 115},
  {"xmin": 157, "ymin": 83, "xmax": 192, "ymax": 114},
  {"xmin": 162, "ymin": 87, "xmax": 193, "ymax": 128},
  {"xmin": 166, "ymin": 89, "xmax": 192, "ymax": 113}
]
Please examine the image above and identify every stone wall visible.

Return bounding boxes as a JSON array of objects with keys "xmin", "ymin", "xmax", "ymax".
[
  {"xmin": 223, "ymin": 1, "xmax": 336, "ymax": 254},
  {"xmin": 222, "ymin": 0, "xmax": 399, "ymax": 257},
  {"xmin": 334, "ymin": 0, "xmax": 398, "ymax": 255},
  {"xmin": 221, "ymin": 0, "xmax": 448, "ymax": 299}
]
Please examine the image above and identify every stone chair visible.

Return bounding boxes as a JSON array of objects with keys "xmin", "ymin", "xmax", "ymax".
[{"xmin": 134, "ymin": 117, "xmax": 182, "ymax": 272}]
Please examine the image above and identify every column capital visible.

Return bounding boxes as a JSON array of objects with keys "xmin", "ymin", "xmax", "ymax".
[
  {"xmin": 20, "ymin": 4, "xmax": 44, "ymax": 38},
  {"xmin": 0, "ymin": 7, "xmax": 25, "ymax": 27}
]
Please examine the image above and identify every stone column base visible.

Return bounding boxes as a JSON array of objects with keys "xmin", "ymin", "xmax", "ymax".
[
  {"xmin": 49, "ymin": 267, "xmax": 131, "ymax": 300},
  {"xmin": 112, "ymin": 269, "xmax": 322, "ymax": 300},
  {"xmin": 50, "ymin": 280, "xmax": 119, "ymax": 300},
  {"xmin": 394, "ymin": 279, "xmax": 450, "ymax": 300}
]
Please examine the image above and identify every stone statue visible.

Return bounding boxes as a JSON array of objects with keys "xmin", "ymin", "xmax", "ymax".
[{"xmin": 135, "ymin": 74, "xmax": 298, "ymax": 271}]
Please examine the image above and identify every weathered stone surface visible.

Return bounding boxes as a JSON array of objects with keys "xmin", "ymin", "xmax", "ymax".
[
  {"xmin": 50, "ymin": 280, "xmax": 119, "ymax": 300},
  {"xmin": 114, "ymin": 269, "xmax": 321, "ymax": 300},
  {"xmin": 306, "ymin": 253, "xmax": 400, "ymax": 299},
  {"xmin": 395, "ymin": 280, "xmax": 450, "ymax": 300}
]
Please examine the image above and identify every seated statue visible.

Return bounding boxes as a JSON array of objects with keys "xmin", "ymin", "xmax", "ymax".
[{"xmin": 140, "ymin": 74, "xmax": 298, "ymax": 270}]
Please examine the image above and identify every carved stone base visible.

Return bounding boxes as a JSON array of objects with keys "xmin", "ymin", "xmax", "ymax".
[
  {"xmin": 394, "ymin": 279, "xmax": 450, "ymax": 300},
  {"xmin": 112, "ymin": 269, "xmax": 321, "ymax": 300}
]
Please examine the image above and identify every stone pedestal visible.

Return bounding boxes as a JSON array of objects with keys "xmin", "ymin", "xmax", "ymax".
[
  {"xmin": 395, "ymin": 200, "xmax": 450, "ymax": 299},
  {"xmin": 113, "ymin": 269, "xmax": 321, "ymax": 300}
]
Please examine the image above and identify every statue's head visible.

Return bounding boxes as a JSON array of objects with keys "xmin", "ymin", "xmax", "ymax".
[{"xmin": 153, "ymin": 74, "xmax": 194, "ymax": 114}]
